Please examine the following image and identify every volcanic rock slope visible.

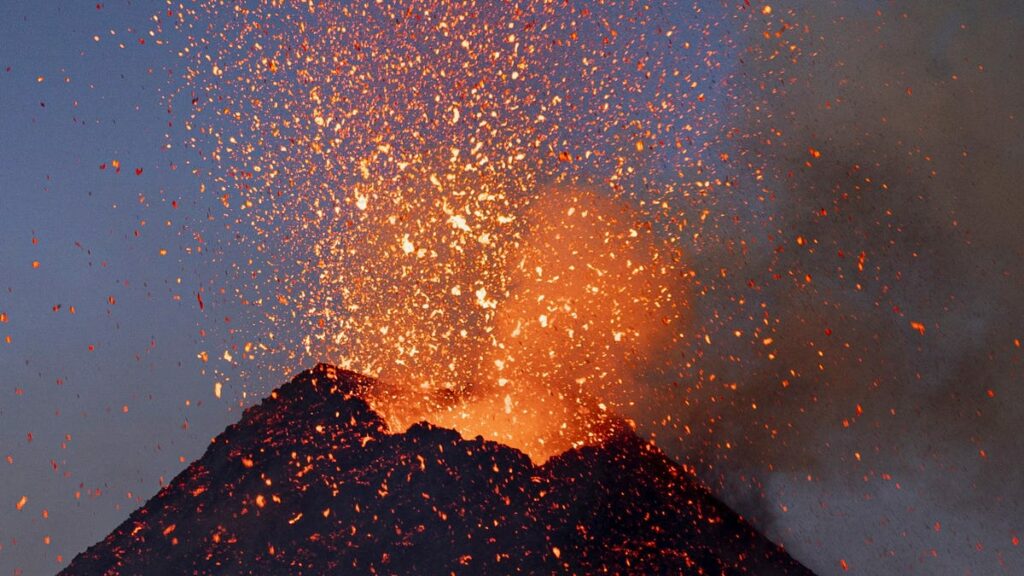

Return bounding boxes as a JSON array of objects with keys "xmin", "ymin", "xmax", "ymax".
[{"xmin": 62, "ymin": 365, "xmax": 813, "ymax": 575}]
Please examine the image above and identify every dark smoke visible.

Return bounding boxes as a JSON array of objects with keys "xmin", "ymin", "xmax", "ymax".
[{"xmin": 639, "ymin": 1, "xmax": 1024, "ymax": 573}]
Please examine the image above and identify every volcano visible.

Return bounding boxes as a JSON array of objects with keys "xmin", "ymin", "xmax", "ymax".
[{"xmin": 61, "ymin": 365, "xmax": 812, "ymax": 575}]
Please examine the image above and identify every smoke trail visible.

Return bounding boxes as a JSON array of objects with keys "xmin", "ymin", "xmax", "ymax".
[{"xmin": 658, "ymin": 2, "xmax": 1024, "ymax": 573}]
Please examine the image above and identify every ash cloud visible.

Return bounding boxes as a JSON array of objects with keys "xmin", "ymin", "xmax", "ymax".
[{"xmin": 654, "ymin": 1, "xmax": 1024, "ymax": 573}]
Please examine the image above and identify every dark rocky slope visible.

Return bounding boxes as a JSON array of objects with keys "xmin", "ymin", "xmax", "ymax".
[{"xmin": 62, "ymin": 365, "xmax": 812, "ymax": 575}]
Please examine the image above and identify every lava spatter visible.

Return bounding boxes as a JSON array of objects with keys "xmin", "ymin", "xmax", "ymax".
[{"xmin": 169, "ymin": 0, "xmax": 728, "ymax": 459}]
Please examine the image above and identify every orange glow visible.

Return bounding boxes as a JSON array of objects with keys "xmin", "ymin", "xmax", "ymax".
[{"xmin": 366, "ymin": 187, "xmax": 686, "ymax": 460}]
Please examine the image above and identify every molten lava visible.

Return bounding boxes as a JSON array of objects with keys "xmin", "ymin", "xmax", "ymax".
[
  {"xmin": 174, "ymin": 0, "xmax": 698, "ymax": 462},
  {"xmin": 369, "ymin": 187, "xmax": 687, "ymax": 461}
]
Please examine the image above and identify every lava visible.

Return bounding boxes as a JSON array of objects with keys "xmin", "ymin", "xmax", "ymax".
[
  {"xmin": 370, "ymin": 186, "xmax": 687, "ymax": 460},
  {"xmin": 174, "ymin": 0, "xmax": 706, "ymax": 460}
]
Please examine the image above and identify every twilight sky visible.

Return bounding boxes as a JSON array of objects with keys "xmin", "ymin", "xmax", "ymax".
[{"xmin": 2, "ymin": 1, "xmax": 1023, "ymax": 575}]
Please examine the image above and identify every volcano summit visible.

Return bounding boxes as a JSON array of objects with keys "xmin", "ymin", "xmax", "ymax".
[{"xmin": 62, "ymin": 365, "xmax": 811, "ymax": 575}]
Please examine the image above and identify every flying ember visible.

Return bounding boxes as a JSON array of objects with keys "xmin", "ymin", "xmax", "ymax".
[{"xmin": 175, "ymin": 0, "xmax": 704, "ymax": 460}]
